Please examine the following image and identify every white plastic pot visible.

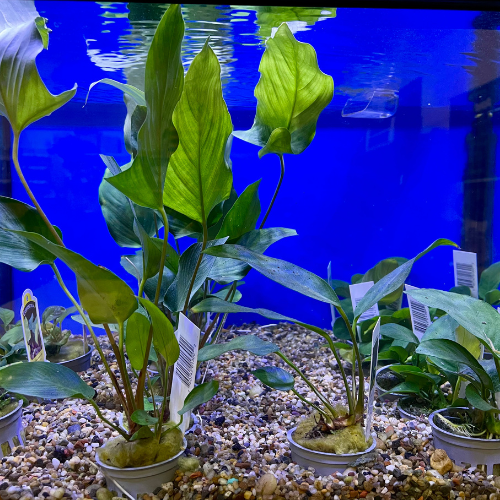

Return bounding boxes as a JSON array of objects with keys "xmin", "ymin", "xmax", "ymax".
[
  {"xmin": 287, "ymin": 427, "xmax": 376, "ymax": 475},
  {"xmin": 95, "ymin": 438, "xmax": 187, "ymax": 499},
  {"xmin": 375, "ymin": 365, "xmax": 401, "ymax": 402},
  {"xmin": 0, "ymin": 401, "xmax": 24, "ymax": 458},
  {"xmin": 430, "ymin": 408, "xmax": 500, "ymax": 474}
]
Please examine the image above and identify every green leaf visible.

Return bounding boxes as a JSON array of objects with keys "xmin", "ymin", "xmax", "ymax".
[
  {"xmin": 203, "ymin": 244, "xmax": 340, "ymax": 306},
  {"xmin": 465, "ymin": 383, "xmax": 498, "ymax": 412},
  {"xmin": 216, "ymin": 180, "xmax": 261, "ymax": 241},
  {"xmin": 165, "ymin": 238, "xmax": 227, "ymax": 312},
  {"xmin": 0, "ymin": 6, "xmax": 76, "ymax": 135},
  {"xmin": 131, "ymin": 409, "xmax": 158, "ymax": 426},
  {"xmin": 416, "ymin": 339, "xmax": 492, "ymax": 389},
  {"xmin": 165, "ymin": 206, "xmax": 203, "ymax": 240},
  {"xmin": 163, "ymin": 40, "xmax": 232, "ymax": 223},
  {"xmin": 252, "ymin": 366, "xmax": 295, "ymax": 391},
  {"xmin": 0, "ymin": 326, "xmax": 24, "ymax": 347},
  {"xmin": 139, "ymin": 298, "xmax": 178, "ymax": 366},
  {"xmin": 133, "ymin": 220, "xmax": 162, "ymax": 281},
  {"xmin": 6, "ymin": 230, "xmax": 137, "ymax": 325},
  {"xmin": 485, "ymin": 289, "xmax": 500, "ymax": 305},
  {"xmin": 124, "ymin": 98, "xmax": 147, "ymax": 157},
  {"xmin": 354, "ymin": 239, "xmax": 458, "ymax": 320},
  {"xmin": 420, "ymin": 314, "xmax": 458, "ymax": 343},
  {"xmin": 107, "ymin": 5, "xmax": 184, "ymax": 210},
  {"xmin": 70, "ymin": 314, "xmax": 119, "ymax": 333},
  {"xmin": 0, "ymin": 196, "xmax": 62, "ymax": 271},
  {"xmin": 455, "ymin": 325, "xmax": 482, "ymax": 360},
  {"xmin": 0, "ymin": 362, "xmax": 94, "ymax": 400},
  {"xmin": 385, "ymin": 381, "xmax": 422, "ymax": 395},
  {"xmin": 0, "ymin": 308, "xmax": 14, "ymax": 328},
  {"xmin": 407, "ymin": 289, "xmax": 500, "ymax": 357},
  {"xmin": 380, "ymin": 323, "xmax": 419, "ymax": 344},
  {"xmin": 329, "ymin": 280, "xmax": 351, "ymax": 299},
  {"xmin": 362, "ymin": 258, "xmax": 408, "ymax": 306},
  {"xmin": 198, "ymin": 335, "xmax": 280, "ymax": 362},
  {"xmin": 208, "ymin": 227, "xmax": 297, "ymax": 284},
  {"xmin": 99, "ymin": 157, "xmax": 161, "ymax": 248},
  {"xmin": 449, "ymin": 285, "xmax": 471, "ymax": 296},
  {"xmin": 479, "ymin": 261, "xmax": 500, "ymax": 300},
  {"xmin": 85, "ymin": 79, "xmax": 146, "ymax": 107},
  {"xmin": 209, "ymin": 288, "xmax": 242, "ymax": 303},
  {"xmin": 143, "ymin": 265, "xmax": 177, "ymax": 305},
  {"xmin": 233, "ymin": 22, "xmax": 333, "ymax": 158},
  {"xmin": 179, "ymin": 380, "xmax": 219, "ymax": 415},
  {"xmin": 130, "ymin": 426, "xmax": 154, "ymax": 441},
  {"xmin": 125, "ymin": 312, "xmax": 151, "ymax": 371}
]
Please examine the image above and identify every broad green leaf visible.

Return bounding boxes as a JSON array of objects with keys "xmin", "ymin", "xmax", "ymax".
[
  {"xmin": 362, "ymin": 258, "xmax": 408, "ymax": 306},
  {"xmin": 208, "ymin": 227, "xmax": 297, "ymax": 284},
  {"xmin": 124, "ymin": 97, "xmax": 147, "ymax": 157},
  {"xmin": 179, "ymin": 380, "xmax": 219, "ymax": 415},
  {"xmin": 479, "ymin": 261, "xmax": 500, "ymax": 300},
  {"xmin": 449, "ymin": 285, "xmax": 471, "ymax": 296},
  {"xmin": 125, "ymin": 312, "xmax": 151, "ymax": 370},
  {"xmin": 209, "ymin": 288, "xmax": 242, "ymax": 303},
  {"xmin": 85, "ymin": 78, "xmax": 146, "ymax": 107},
  {"xmin": 233, "ymin": 22, "xmax": 333, "ymax": 158},
  {"xmin": 99, "ymin": 157, "xmax": 161, "ymax": 248},
  {"xmin": 163, "ymin": 40, "xmax": 232, "ymax": 223},
  {"xmin": 380, "ymin": 323, "xmax": 419, "ymax": 345},
  {"xmin": 0, "ymin": 326, "xmax": 24, "ymax": 346},
  {"xmin": 420, "ymin": 314, "xmax": 458, "ymax": 343},
  {"xmin": 486, "ymin": 289, "xmax": 500, "ymax": 305},
  {"xmin": 203, "ymin": 244, "xmax": 341, "ymax": 306},
  {"xmin": 133, "ymin": 220, "xmax": 162, "ymax": 281},
  {"xmin": 408, "ymin": 289, "xmax": 500, "ymax": 357},
  {"xmin": 198, "ymin": 335, "xmax": 280, "ymax": 362},
  {"xmin": 385, "ymin": 381, "xmax": 422, "ymax": 395},
  {"xmin": 329, "ymin": 279, "xmax": 351, "ymax": 299},
  {"xmin": 130, "ymin": 426, "xmax": 154, "ymax": 441},
  {"xmin": 252, "ymin": 366, "xmax": 295, "ymax": 391},
  {"xmin": 107, "ymin": 5, "xmax": 184, "ymax": 209},
  {"xmin": 378, "ymin": 346, "xmax": 409, "ymax": 363},
  {"xmin": 143, "ymin": 266, "xmax": 177, "ymax": 305},
  {"xmin": 0, "ymin": 361, "xmax": 94, "ymax": 400},
  {"xmin": 0, "ymin": 196, "xmax": 62, "ymax": 272},
  {"xmin": 456, "ymin": 325, "xmax": 481, "ymax": 360},
  {"xmin": 0, "ymin": 308, "xmax": 14, "ymax": 328},
  {"xmin": 481, "ymin": 359, "xmax": 500, "ymax": 393},
  {"xmin": 465, "ymin": 383, "xmax": 498, "ymax": 412},
  {"xmin": 216, "ymin": 180, "xmax": 261, "ymax": 241},
  {"xmin": 0, "ymin": 5, "xmax": 76, "ymax": 135},
  {"xmin": 131, "ymin": 409, "xmax": 158, "ymax": 426},
  {"xmin": 416, "ymin": 339, "xmax": 492, "ymax": 389},
  {"xmin": 139, "ymin": 298, "xmax": 178, "ymax": 366},
  {"xmin": 354, "ymin": 239, "xmax": 458, "ymax": 320},
  {"xmin": 164, "ymin": 238, "xmax": 228, "ymax": 312},
  {"xmin": 70, "ymin": 314, "xmax": 119, "ymax": 333},
  {"xmin": 6, "ymin": 230, "xmax": 137, "ymax": 325},
  {"xmin": 165, "ymin": 206, "xmax": 203, "ymax": 240}
]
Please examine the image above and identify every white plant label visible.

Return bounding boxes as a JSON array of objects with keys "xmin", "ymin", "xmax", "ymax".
[
  {"xmin": 20, "ymin": 289, "xmax": 46, "ymax": 362},
  {"xmin": 365, "ymin": 318, "xmax": 381, "ymax": 441},
  {"xmin": 405, "ymin": 284, "xmax": 432, "ymax": 339},
  {"xmin": 169, "ymin": 313, "xmax": 200, "ymax": 434},
  {"xmin": 349, "ymin": 281, "xmax": 379, "ymax": 322},
  {"xmin": 327, "ymin": 261, "xmax": 336, "ymax": 327},
  {"xmin": 453, "ymin": 250, "xmax": 478, "ymax": 298}
]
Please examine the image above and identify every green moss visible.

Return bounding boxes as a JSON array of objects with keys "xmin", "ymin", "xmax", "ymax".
[
  {"xmin": 97, "ymin": 427, "xmax": 183, "ymax": 468},
  {"xmin": 0, "ymin": 400, "xmax": 19, "ymax": 418},
  {"xmin": 293, "ymin": 414, "xmax": 372, "ymax": 454}
]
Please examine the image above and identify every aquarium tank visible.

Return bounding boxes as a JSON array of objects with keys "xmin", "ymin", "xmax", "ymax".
[{"xmin": 3, "ymin": 2, "xmax": 500, "ymax": 499}]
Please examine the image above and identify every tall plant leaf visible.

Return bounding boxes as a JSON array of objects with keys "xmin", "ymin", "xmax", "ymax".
[
  {"xmin": 233, "ymin": 22, "xmax": 333, "ymax": 158},
  {"xmin": 198, "ymin": 335, "xmax": 279, "ymax": 362},
  {"xmin": 5, "ymin": 230, "xmax": 137, "ymax": 325},
  {"xmin": 107, "ymin": 4, "xmax": 184, "ymax": 210},
  {"xmin": 125, "ymin": 312, "xmax": 151, "ymax": 370},
  {"xmin": 362, "ymin": 257, "xmax": 407, "ymax": 306},
  {"xmin": 163, "ymin": 40, "xmax": 233, "ymax": 224},
  {"xmin": 179, "ymin": 380, "xmax": 219, "ymax": 415},
  {"xmin": 203, "ymin": 244, "xmax": 340, "ymax": 306},
  {"xmin": 133, "ymin": 220, "xmax": 162, "ymax": 281},
  {"xmin": 354, "ymin": 239, "xmax": 458, "ymax": 320},
  {"xmin": 0, "ymin": 196, "xmax": 62, "ymax": 272},
  {"xmin": 0, "ymin": 1, "xmax": 76, "ymax": 135},
  {"xmin": 85, "ymin": 78, "xmax": 146, "ymax": 107},
  {"xmin": 479, "ymin": 261, "xmax": 500, "ymax": 300},
  {"xmin": 253, "ymin": 366, "xmax": 295, "ymax": 391}
]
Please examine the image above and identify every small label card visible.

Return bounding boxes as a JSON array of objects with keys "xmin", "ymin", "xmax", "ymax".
[
  {"xmin": 349, "ymin": 281, "xmax": 379, "ymax": 322},
  {"xmin": 405, "ymin": 284, "xmax": 432, "ymax": 339},
  {"xmin": 169, "ymin": 313, "xmax": 200, "ymax": 434},
  {"xmin": 20, "ymin": 289, "xmax": 46, "ymax": 362},
  {"xmin": 365, "ymin": 318, "xmax": 381, "ymax": 441},
  {"xmin": 453, "ymin": 250, "xmax": 478, "ymax": 298},
  {"xmin": 327, "ymin": 261, "xmax": 336, "ymax": 327}
]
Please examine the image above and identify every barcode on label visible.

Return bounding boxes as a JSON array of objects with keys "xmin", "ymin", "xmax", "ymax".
[
  {"xmin": 176, "ymin": 336, "xmax": 196, "ymax": 388},
  {"xmin": 408, "ymin": 298, "xmax": 431, "ymax": 336},
  {"xmin": 354, "ymin": 297, "xmax": 379, "ymax": 322},
  {"xmin": 456, "ymin": 262, "xmax": 475, "ymax": 288}
]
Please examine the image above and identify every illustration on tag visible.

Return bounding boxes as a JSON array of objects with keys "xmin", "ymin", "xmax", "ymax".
[{"xmin": 20, "ymin": 289, "xmax": 46, "ymax": 362}]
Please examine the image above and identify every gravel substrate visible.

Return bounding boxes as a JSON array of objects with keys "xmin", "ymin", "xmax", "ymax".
[{"xmin": 0, "ymin": 323, "xmax": 499, "ymax": 500}]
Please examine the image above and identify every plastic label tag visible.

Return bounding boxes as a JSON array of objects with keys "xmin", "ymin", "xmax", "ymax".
[
  {"xmin": 327, "ymin": 262, "xmax": 336, "ymax": 327},
  {"xmin": 405, "ymin": 284, "xmax": 432, "ymax": 339},
  {"xmin": 349, "ymin": 281, "xmax": 379, "ymax": 322},
  {"xmin": 365, "ymin": 318, "xmax": 381, "ymax": 441},
  {"xmin": 20, "ymin": 289, "xmax": 46, "ymax": 362},
  {"xmin": 453, "ymin": 250, "xmax": 478, "ymax": 298},
  {"xmin": 169, "ymin": 313, "xmax": 199, "ymax": 434}
]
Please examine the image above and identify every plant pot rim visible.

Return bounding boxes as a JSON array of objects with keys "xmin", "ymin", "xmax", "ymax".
[
  {"xmin": 430, "ymin": 407, "xmax": 500, "ymax": 443},
  {"xmin": 55, "ymin": 344, "xmax": 94, "ymax": 364},
  {"xmin": 0, "ymin": 400, "xmax": 23, "ymax": 421},
  {"xmin": 287, "ymin": 426, "xmax": 376, "ymax": 458},
  {"xmin": 95, "ymin": 438, "xmax": 187, "ymax": 472}
]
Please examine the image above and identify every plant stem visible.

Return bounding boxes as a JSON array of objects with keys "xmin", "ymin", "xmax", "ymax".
[
  {"xmin": 260, "ymin": 154, "xmax": 285, "ymax": 229},
  {"xmin": 292, "ymin": 389, "xmax": 330, "ymax": 420},
  {"xmin": 87, "ymin": 399, "xmax": 129, "ymax": 440},
  {"xmin": 138, "ymin": 278, "xmax": 146, "ymax": 298},
  {"xmin": 183, "ymin": 219, "xmax": 208, "ymax": 313},
  {"xmin": 12, "ymin": 133, "xmax": 64, "ymax": 247},
  {"xmin": 155, "ymin": 208, "xmax": 170, "ymax": 306},
  {"xmin": 113, "ymin": 323, "xmax": 137, "ymax": 415}
]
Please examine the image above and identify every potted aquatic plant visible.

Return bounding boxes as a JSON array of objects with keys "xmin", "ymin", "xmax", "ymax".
[
  {"xmin": 403, "ymin": 288, "xmax": 500, "ymax": 473},
  {"xmin": 193, "ymin": 239, "xmax": 458, "ymax": 473}
]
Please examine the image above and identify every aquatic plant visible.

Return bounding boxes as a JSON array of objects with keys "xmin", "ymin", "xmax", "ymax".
[{"xmin": 195, "ymin": 239, "xmax": 458, "ymax": 450}]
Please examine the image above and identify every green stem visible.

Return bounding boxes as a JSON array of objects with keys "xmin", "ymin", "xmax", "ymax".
[
  {"xmin": 12, "ymin": 133, "xmax": 64, "ymax": 247},
  {"xmin": 154, "ymin": 208, "xmax": 170, "ymax": 306},
  {"xmin": 292, "ymin": 389, "xmax": 330, "ymax": 420},
  {"xmin": 156, "ymin": 355, "xmax": 170, "ymax": 440},
  {"xmin": 259, "ymin": 154, "xmax": 285, "ymax": 229},
  {"xmin": 88, "ymin": 399, "xmax": 129, "ymax": 440},
  {"xmin": 138, "ymin": 278, "xmax": 146, "ymax": 298}
]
